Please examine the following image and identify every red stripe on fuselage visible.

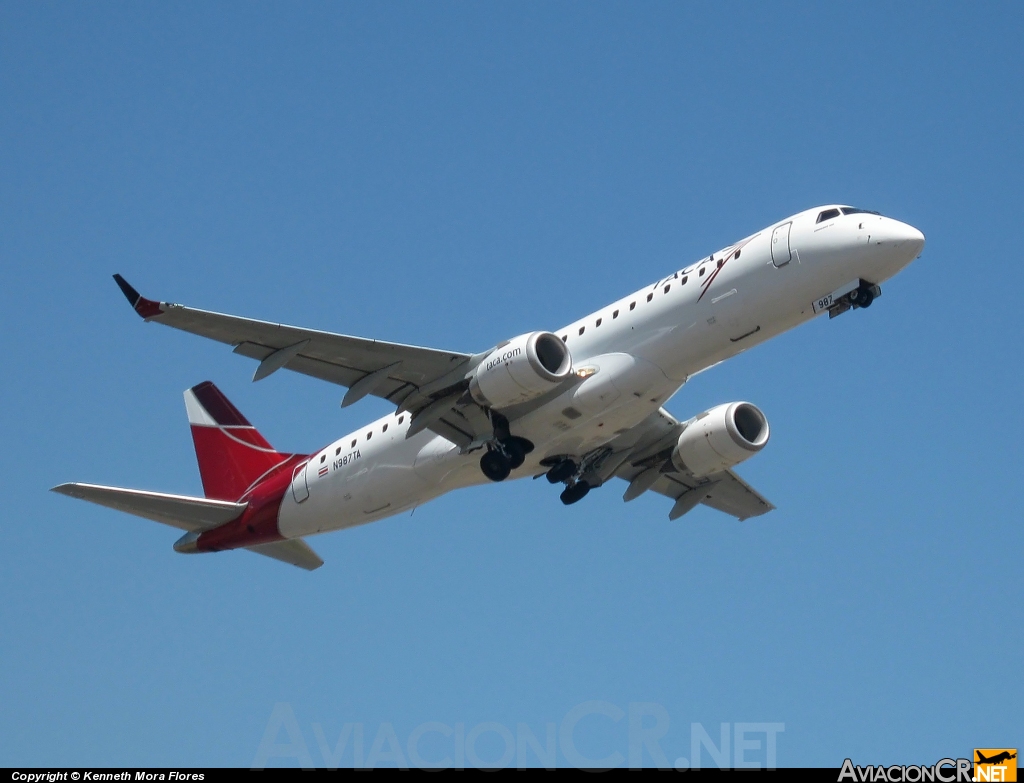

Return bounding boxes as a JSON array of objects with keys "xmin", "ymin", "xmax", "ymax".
[{"xmin": 195, "ymin": 455, "xmax": 305, "ymax": 552}]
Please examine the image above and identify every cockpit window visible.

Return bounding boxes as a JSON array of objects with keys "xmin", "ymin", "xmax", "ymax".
[
  {"xmin": 816, "ymin": 209, "xmax": 841, "ymax": 223},
  {"xmin": 840, "ymin": 207, "xmax": 882, "ymax": 216}
]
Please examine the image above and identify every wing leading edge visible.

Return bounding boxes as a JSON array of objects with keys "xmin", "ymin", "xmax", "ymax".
[{"xmin": 111, "ymin": 275, "xmax": 491, "ymax": 446}]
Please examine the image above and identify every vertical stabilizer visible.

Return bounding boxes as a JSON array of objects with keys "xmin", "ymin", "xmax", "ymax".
[{"xmin": 185, "ymin": 381, "xmax": 292, "ymax": 501}]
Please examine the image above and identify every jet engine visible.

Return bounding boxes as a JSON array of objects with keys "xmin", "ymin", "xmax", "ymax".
[
  {"xmin": 671, "ymin": 402, "xmax": 770, "ymax": 477},
  {"xmin": 469, "ymin": 331, "xmax": 572, "ymax": 409}
]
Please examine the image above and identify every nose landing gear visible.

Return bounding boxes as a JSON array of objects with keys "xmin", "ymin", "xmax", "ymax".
[
  {"xmin": 827, "ymin": 280, "xmax": 882, "ymax": 319},
  {"xmin": 848, "ymin": 283, "xmax": 877, "ymax": 309}
]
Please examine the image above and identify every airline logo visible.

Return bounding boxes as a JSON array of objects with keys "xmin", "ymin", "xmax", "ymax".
[
  {"xmin": 696, "ymin": 234, "xmax": 758, "ymax": 302},
  {"xmin": 975, "ymin": 749, "xmax": 1017, "ymax": 782}
]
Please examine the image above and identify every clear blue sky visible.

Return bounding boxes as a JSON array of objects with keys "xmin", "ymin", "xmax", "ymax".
[{"xmin": 1, "ymin": 1, "xmax": 1020, "ymax": 768}]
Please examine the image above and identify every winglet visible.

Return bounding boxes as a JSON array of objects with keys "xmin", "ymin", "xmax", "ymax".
[{"xmin": 113, "ymin": 274, "xmax": 163, "ymax": 319}]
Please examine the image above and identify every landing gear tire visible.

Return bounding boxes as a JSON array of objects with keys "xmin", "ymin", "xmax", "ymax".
[
  {"xmin": 850, "ymin": 286, "xmax": 874, "ymax": 309},
  {"xmin": 560, "ymin": 481, "xmax": 591, "ymax": 505},
  {"xmin": 480, "ymin": 450, "xmax": 512, "ymax": 482},
  {"xmin": 504, "ymin": 438, "xmax": 528, "ymax": 470},
  {"xmin": 546, "ymin": 460, "xmax": 577, "ymax": 484}
]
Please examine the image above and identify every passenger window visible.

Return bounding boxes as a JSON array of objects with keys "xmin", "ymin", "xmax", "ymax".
[
  {"xmin": 366, "ymin": 431, "xmax": 372, "ymax": 440},
  {"xmin": 320, "ymin": 455, "xmax": 326, "ymax": 463},
  {"xmin": 816, "ymin": 208, "xmax": 841, "ymax": 223},
  {"xmin": 681, "ymin": 276, "xmax": 688, "ymax": 285},
  {"xmin": 336, "ymin": 447, "xmax": 341, "ymax": 456},
  {"xmin": 699, "ymin": 267, "xmax": 706, "ymax": 276},
  {"xmin": 735, "ymin": 249, "xmax": 741, "ymax": 259},
  {"xmin": 579, "ymin": 326, "xmax": 585, "ymax": 335},
  {"xmin": 351, "ymin": 439, "xmax": 356, "ymax": 448},
  {"xmin": 398, "ymin": 416, "xmax": 404, "ymax": 425},
  {"xmin": 612, "ymin": 310, "xmax": 619, "ymax": 319},
  {"xmin": 382, "ymin": 423, "xmax": 388, "ymax": 433},
  {"xmin": 646, "ymin": 293, "xmax": 653, "ymax": 302},
  {"xmin": 629, "ymin": 302, "xmax": 636, "ymax": 311},
  {"xmin": 596, "ymin": 318, "xmax": 602, "ymax": 327},
  {"xmin": 717, "ymin": 259, "xmax": 724, "ymax": 268},
  {"xmin": 561, "ymin": 335, "xmax": 567, "ymax": 342},
  {"xmin": 664, "ymin": 284, "xmax": 670, "ymax": 294}
]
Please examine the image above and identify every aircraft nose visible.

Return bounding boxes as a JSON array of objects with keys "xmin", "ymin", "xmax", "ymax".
[
  {"xmin": 876, "ymin": 218, "xmax": 925, "ymax": 261},
  {"xmin": 897, "ymin": 221, "xmax": 926, "ymax": 258}
]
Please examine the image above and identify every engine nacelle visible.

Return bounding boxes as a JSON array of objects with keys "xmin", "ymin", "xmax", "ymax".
[
  {"xmin": 671, "ymin": 402, "xmax": 770, "ymax": 477},
  {"xmin": 469, "ymin": 331, "xmax": 572, "ymax": 409}
]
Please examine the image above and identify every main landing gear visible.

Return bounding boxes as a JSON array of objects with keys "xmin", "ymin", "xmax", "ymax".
[
  {"xmin": 559, "ymin": 480, "xmax": 591, "ymax": 505},
  {"xmin": 542, "ymin": 456, "xmax": 595, "ymax": 505},
  {"xmin": 479, "ymin": 437, "xmax": 533, "ymax": 482},
  {"xmin": 478, "ymin": 411, "xmax": 534, "ymax": 482}
]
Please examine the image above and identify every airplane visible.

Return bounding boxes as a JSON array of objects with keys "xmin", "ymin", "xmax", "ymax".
[
  {"xmin": 976, "ymin": 751, "xmax": 1016, "ymax": 765},
  {"xmin": 52, "ymin": 205, "xmax": 925, "ymax": 571}
]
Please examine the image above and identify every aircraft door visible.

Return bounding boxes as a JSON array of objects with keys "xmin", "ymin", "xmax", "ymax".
[
  {"xmin": 770, "ymin": 222, "xmax": 792, "ymax": 267},
  {"xmin": 291, "ymin": 462, "xmax": 310, "ymax": 503}
]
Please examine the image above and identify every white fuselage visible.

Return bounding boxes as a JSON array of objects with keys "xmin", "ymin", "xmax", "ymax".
[{"xmin": 278, "ymin": 206, "xmax": 924, "ymax": 539}]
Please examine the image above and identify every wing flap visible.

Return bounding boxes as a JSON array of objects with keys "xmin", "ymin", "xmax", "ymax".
[
  {"xmin": 51, "ymin": 483, "xmax": 246, "ymax": 531},
  {"xmin": 619, "ymin": 467, "xmax": 773, "ymax": 521},
  {"xmin": 700, "ymin": 469, "xmax": 775, "ymax": 520},
  {"xmin": 247, "ymin": 539, "xmax": 324, "ymax": 571}
]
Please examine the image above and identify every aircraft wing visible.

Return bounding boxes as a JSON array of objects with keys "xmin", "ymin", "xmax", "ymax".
[
  {"xmin": 113, "ymin": 276, "xmax": 491, "ymax": 446},
  {"xmin": 624, "ymin": 467, "xmax": 776, "ymax": 521},
  {"xmin": 606, "ymin": 408, "xmax": 775, "ymax": 521}
]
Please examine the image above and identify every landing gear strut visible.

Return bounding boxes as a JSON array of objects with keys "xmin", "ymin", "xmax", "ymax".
[{"xmin": 479, "ymin": 410, "xmax": 534, "ymax": 482}]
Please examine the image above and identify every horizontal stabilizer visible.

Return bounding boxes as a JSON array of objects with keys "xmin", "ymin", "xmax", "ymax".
[
  {"xmin": 51, "ymin": 483, "xmax": 246, "ymax": 532},
  {"xmin": 247, "ymin": 539, "xmax": 324, "ymax": 571}
]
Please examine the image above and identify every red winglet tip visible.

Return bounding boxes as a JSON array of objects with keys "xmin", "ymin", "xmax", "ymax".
[
  {"xmin": 134, "ymin": 296, "xmax": 163, "ymax": 319},
  {"xmin": 113, "ymin": 274, "xmax": 162, "ymax": 319}
]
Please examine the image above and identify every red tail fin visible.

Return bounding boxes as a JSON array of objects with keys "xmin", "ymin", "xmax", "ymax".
[{"xmin": 184, "ymin": 382, "xmax": 293, "ymax": 501}]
